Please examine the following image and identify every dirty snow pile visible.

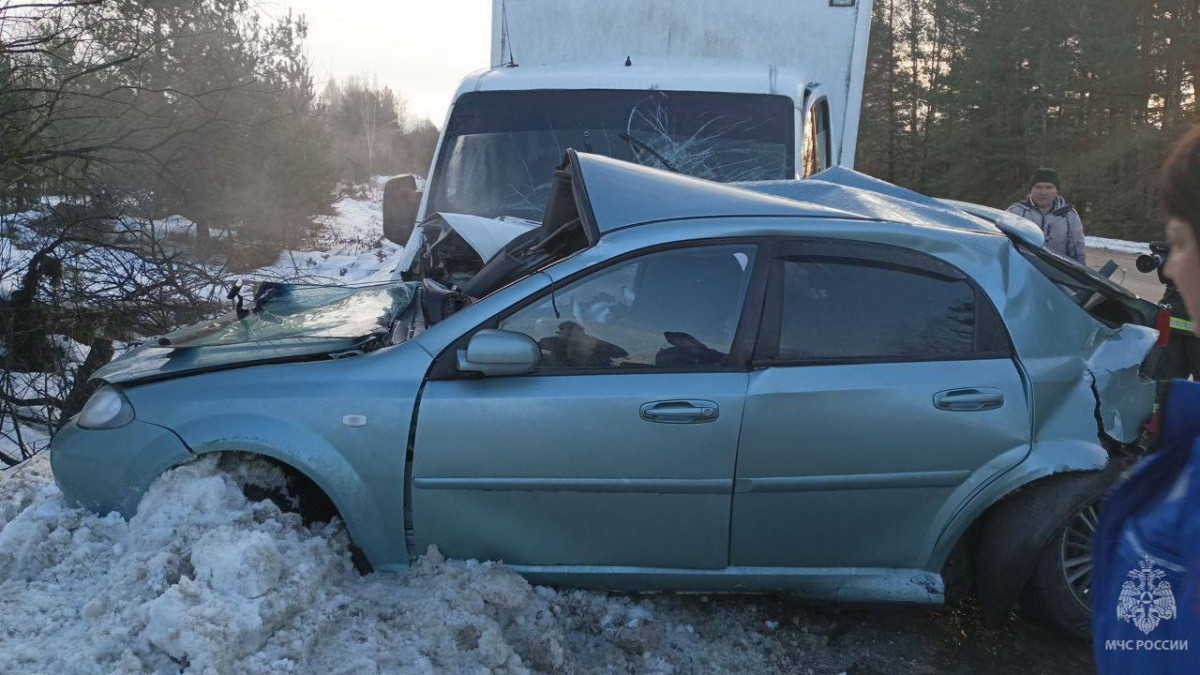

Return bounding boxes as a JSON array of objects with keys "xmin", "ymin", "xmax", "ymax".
[{"xmin": 0, "ymin": 455, "xmax": 824, "ymax": 674}]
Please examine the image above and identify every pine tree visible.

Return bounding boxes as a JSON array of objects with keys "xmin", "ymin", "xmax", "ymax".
[{"xmin": 857, "ymin": 0, "xmax": 1200, "ymax": 242}]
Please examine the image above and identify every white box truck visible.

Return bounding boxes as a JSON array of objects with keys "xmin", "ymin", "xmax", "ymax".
[{"xmin": 386, "ymin": 0, "xmax": 874, "ymax": 281}]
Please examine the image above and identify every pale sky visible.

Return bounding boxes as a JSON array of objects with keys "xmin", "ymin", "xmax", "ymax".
[{"xmin": 262, "ymin": 0, "xmax": 492, "ymax": 126}]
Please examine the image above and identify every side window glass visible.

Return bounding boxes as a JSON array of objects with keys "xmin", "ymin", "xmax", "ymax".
[
  {"xmin": 777, "ymin": 258, "xmax": 981, "ymax": 361},
  {"xmin": 802, "ymin": 100, "xmax": 831, "ymax": 177},
  {"xmin": 500, "ymin": 245, "xmax": 756, "ymax": 370}
]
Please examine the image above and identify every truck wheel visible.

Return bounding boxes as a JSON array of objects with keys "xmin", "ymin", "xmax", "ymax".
[{"xmin": 1022, "ymin": 496, "xmax": 1103, "ymax": 640}]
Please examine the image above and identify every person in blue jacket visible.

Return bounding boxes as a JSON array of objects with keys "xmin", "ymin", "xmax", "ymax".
[{"xmin": 1092, "ymin": 124, "xmax": 1200, "ymax": 672}]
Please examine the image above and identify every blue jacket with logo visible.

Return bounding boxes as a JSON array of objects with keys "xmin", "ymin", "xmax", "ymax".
[{"xmin": 1092, "ymin": 380, "xmax": 1200, "ymax": 672}]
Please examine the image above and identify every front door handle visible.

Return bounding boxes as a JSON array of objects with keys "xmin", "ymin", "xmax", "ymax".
[
  {"xmin": 933, "ymin": 388, "xmax": 1004, "ymax": 412},
  {"xmin": 640, "ymin": 400, "xmax": 719, "ymax": 424}
]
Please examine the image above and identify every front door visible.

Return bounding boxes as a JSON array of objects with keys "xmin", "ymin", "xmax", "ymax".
[
  {"xmin": 412, "ymin": 242, "xmax": 764, "ymax": 569},
  {"xmin": 730, "ymin": 240, "xmax": 1031, "ymax": 569}
]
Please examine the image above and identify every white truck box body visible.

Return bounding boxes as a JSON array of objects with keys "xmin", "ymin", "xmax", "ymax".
[
  {"xmin": 389, "ymin": 1, "xmax": 873, "ymax": 276},
  {"xmin": 491, "ymin": 0, "xmax": 872, "ymax": 166}
]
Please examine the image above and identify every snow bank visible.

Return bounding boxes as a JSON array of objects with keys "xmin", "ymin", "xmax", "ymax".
[
  {"xmin": 0, "ymin": 455, "xmax": 352, "ymax": 673},
  {"xmin": 0, "ymin": 455, "xmax": 794, "ymax": 674},
  {"xmin": 255, "ymin": 181, "xmax": 403, "ymax": 285},
  {"xmin": 0, "ymin": 446, "xmax": 52, "ymax": 532},
  {"xmin": 0, "ymin": 183, "xmax": 402, "ymax": 296},
  {"xmin": 115, "ymin": 214, "xmax": 203, "ymax": 239},
  {"xmin": 0, "ymin": 238, "xmax": 35, "ymax": 298},
  {"xmin": 1086, "ymin": 236, "xmax": 1151, "ymax": 255}
]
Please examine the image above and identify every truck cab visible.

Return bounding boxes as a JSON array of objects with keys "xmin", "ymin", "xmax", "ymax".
[{"xmin": 386, "ymin": 0, "xmax": 873, "ymax": 281}]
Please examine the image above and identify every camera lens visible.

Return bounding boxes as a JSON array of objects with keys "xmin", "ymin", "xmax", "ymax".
[{"xmin": 1136, "ymin": 253, "xmax": 1160, "ymax": 274}]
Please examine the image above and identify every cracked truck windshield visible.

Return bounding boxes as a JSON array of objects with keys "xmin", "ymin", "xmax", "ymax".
[{"xmin": 429, "ymin": 90, "xmax": 795, "ymax": 220}]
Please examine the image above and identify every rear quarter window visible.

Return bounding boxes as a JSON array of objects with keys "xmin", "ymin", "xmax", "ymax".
[{"xmin": 1008, "ymin": 235, "xmax": 1157, "ymax": 328}]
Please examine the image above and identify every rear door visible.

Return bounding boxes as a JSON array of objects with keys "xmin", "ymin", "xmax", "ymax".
[
  {"xmin": 730, "ymin": 239, "xmax": 1031, "ymax": 569},
  {"xmin": 412, "ymin": 241, "xmax": 766, "ymax": 569}
]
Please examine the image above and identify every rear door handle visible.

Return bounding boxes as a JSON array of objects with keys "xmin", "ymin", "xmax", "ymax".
[
  {"xmin": 933, "ymin": 388, "xmax": 1004, "ymax": 412},
  {"xmin": 640, "ymin": 400, "xmax": 719, "ymax": 424}
]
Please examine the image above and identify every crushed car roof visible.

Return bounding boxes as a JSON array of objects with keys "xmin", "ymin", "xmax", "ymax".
[
  {"xmin": 742, "ymin": 169, "xmax": 995, "ymax": 233},
  {"xmin": 569, "ymin": 152, "xmax": 1030, "ymax": 241}
]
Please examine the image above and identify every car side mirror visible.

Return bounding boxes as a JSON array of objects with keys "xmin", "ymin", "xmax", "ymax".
[
  {"xmin": 457, "ymin": 329, "xmax": 541, "ymax": 376},
  {"xmin": 383, "ymin": 174, "xmax": 422, "ymax": 244}
]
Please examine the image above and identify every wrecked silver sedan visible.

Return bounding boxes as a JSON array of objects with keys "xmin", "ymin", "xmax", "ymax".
[{"xmin": 52, "ymin": 152, "xmax": 1163, "ymax": 639}]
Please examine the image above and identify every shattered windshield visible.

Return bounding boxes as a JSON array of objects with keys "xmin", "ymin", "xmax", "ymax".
[
  {"xmin": 430, "ymin": 90, "xmax": 795, "ymax": 221},
  {"xmin": 161, "ymin": 281, "xmax": 419, "ymax": 347}
]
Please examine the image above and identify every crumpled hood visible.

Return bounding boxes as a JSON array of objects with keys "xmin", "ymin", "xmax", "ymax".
[
  {"xmin": 432, "ymin": 213, "xmax": 538, "ymax": 262},
  {"xmin": 94, "ymin": 281, "xmax": 418, "ymax": 385}
]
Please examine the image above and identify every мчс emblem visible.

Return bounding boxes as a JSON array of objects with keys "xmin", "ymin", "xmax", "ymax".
[{"xmin": 1117, "ymin": 556, "xmax": 1178, "ymax": 635}]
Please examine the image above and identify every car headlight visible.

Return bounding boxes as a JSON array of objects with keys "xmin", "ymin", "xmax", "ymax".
[{"xmin": 77, "ymin": 386, "xmax": 135, "ymax": 429}]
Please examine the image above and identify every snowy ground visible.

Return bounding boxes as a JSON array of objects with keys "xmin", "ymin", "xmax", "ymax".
[
  {"xmin": 0, "ymin": 179, "xmax": 403, "ymax": 302},
  {"xmin": 0, "ymin": 190, "xmax": 1127, "ymax": 674},
  {"xmin": 253, "ymin": 178, "xmax": 403, "ymax": 285}
]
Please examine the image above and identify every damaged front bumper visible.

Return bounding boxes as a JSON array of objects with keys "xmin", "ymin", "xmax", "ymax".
[{"xmin": 51, "ymin": 419, "xmax": 193, "ymax": 517}]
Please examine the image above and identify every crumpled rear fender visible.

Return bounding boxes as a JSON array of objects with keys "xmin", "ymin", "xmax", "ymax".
[
  {"xmin": 928, "ymin": 438, "xmax": 1110, "ymax": 571},
  {"xmin": 929, "ymin": 245, "xmax": 1157, "ymax": 616},
  {"xmin": 1087, "ymin": 324, "xmax": 1159, "ymax": 444},
  {"xmin": 983, "ymin": 242, "xmax": 1158, "ymax": 448},
  {"xmin": 973, "ymin": 459, "xmax": 1125, "ymax": 622},
  {"xmin": 937, "ymin": 320, "xmax": 1153, "ymax": 618}
]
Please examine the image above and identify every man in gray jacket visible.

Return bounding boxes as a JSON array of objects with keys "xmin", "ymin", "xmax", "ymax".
[{"xmin": 1006, "ymin": 168, "xmax": 1087, "ymax": 264}]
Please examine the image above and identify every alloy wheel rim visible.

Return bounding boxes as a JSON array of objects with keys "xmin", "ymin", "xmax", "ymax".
[{"xmin": 1061, "ymin": 500, "xmax": 1099, "ymax": 613}]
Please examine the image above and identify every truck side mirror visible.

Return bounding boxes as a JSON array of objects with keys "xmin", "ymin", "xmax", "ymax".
[
  {"xmin": 383, "ymin": 175, "xmax": 422, "ymax": 244},
  {"xmin": 457, "ymin": 329, "xmax": 541, "ymax": 377}
]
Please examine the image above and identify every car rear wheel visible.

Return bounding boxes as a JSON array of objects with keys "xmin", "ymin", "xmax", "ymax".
[{"xmin": 1023, "ymin": 496, "xmax": 1103, "ymax": 640}]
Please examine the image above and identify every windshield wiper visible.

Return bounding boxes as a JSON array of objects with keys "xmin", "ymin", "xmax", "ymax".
[{"xmin": 619, "ymin": 132, "xmax": 678, "ymax": 173}]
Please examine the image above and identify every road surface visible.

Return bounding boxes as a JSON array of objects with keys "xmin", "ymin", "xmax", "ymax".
[{"xmin": 1086, "ymin": 248, "xmax": 1164, "ymax": 303}]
